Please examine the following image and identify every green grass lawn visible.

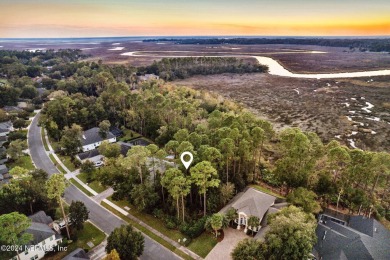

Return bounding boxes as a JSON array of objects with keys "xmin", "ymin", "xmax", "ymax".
[
  {"xmin": 187, "ymin": 232, "xmax": 218, "ymax": 258},
  {"xmin": 74, "ymin": 222, "xmax": 106, "ymax": 250},
  {"xmin": 44, "ymin": 222, "xmax": 106, "ymax": 260},
  {"xmin": 119, "ymin": 128, "xmax": 142, "ymax": 141},
  {"xmin": 107, "ymin": 196, "xmax": 215, "ymax": 258},
  {"xmin": 101, "ymin": 201, "xmax": 193, "ymax": 260},
  {"xmin": 107, "ymin": 196, "xmax": 185, "ymax": 242},
  {"xmin": 58, "ymin": 154, "xmax": 77, "ymax": 172},
  {"xmin": 47, "ymin": 135, "xmax": 77, "ymax": 172},
  {"xmin": 250, "ymin": 184, "xmax": 285, "ymax": 199},
  {"xmin": 48, "ymin": 136, "xmax": 61, "ymax": 151},
  {"xmin": 49, "ymin": 154, "xmax": 66, "ymax": 174},
  {"xmin": 41, "ymin": 128, "xmax": 50, "ymax": 151},
  {"xmin": 70, "ymin": 178, "xmax": 94, "ymax": 196},
  {"xmin": 6, "ymin": 155, "xmax": 35, "ymax": 170},
  {"xmin": 77, "ymin": 172, "xmax": 107, "ymax": 194}
]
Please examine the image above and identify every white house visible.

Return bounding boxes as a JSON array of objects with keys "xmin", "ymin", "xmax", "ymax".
[
  {"xmin": 10, "ymin": 211, "xmax": 63, "ymax": 260},
  {"xmin": 81, "ymin": 127, "xmax": 116, "ymax": 152}
]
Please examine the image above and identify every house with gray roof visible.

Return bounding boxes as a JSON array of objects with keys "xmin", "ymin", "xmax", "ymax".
[
  {"xmin": 62, "ymin": 248, "xmax": 90, "ymax": 260},
  {"xmin": 81, "ymin": 127, "xmax": 116, "ymax": 152},
  {"xmin": 11, "ymin": 211, "xmax": 62, "ymax": 260},
  {"xmin": 0, "ymin": 164, "xmax": 11, "ymax": 185},
  {"xmin": 220, "ymin": 187, "xmax": 286, "ymax": 235},
  {"xmin": 0, "ymin": 121, "xmax": 13, "ymax": 137},
  {"xmin": 314, "ymin": 214, "xmax": 390, "ymax": 259}
]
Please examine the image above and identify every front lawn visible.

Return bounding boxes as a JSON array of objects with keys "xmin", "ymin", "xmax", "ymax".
[
  {"xmin": 47, "ymin": 136, "xmax": 77, "ymax": 172},
  {"xmin": 187, "ymin": 232, "xmax": 218, "ymax": 258},
  {"xmin": 77, "ymin": 171, "xmax": 107, "ymax": 194},
  {"xmin": 44, "ymin": 222, "xmax": 106, "ymax": 260},
  {"xmin": 6, "ymin": 155, "xmax": 35, "ymax": 170},
  {"xmin": 49, "ymin": 154, "xmax": 66, "ymax": 174},
  {"xmin": 70, "ymin": 178, "xmax": 94, "ymax": 196},
  {"xmin": 119, "ymin": 128, "xmax": 141, "ymax": 141},
  {"xmin": 107, "ymin": 196, "xmax": 184, "ymax": 241},
  {"xmin": 107, "ymin": 196, "xmax": 217, "ymax": 257},
  {"xmin": 58, "ymin": 154, "xmax": 77, "ymax": 172}
]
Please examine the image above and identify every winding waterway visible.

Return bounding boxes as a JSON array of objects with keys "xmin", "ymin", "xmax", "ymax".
[{"xmin": 121, "ymin": 51, "xmax": 390, "ymax": 79}]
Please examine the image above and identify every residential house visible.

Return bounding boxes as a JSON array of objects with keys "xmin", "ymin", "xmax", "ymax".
[
  {"xmin": 0, "ymin": 164, "xmax": 11, "ymax": 185},
  {"xmin": 81, "ymin": 127, "xmax": 116, "ymax": 152},
  {"xmin": 220, "ymin": 187, "xmax": 287, "ymax": 236},
  {"xmin": 0, "ymin": 121, "xmax": 13, "ymax": 137},
  {"xmin": 314, "ymin": 213, "xmax": 390, "ymax": 259},
  {"xmin": 10, "ymin": 211, "xmax": 62, "ymax": 260},
  {"xmin": 62, "ymin": 248, "xmax": 89, "ymax": 260}
]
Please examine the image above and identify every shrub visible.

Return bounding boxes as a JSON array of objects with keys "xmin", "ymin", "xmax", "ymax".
[
  {"xmin": 179, "ymin": 216, "xmax": 207, "ymax": 238},
  {"xmin": 8, "ymin": 131, "xmax": 27, "ymax": 141}
]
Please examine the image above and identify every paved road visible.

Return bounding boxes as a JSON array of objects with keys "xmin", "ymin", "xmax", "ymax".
[
  {"xmin": 28, "ymin": 114, "xmax": 58, "ymax": 174},
  {"xmin": 28, "ymin": 113, "xmax": 181, "ymax": 260}
]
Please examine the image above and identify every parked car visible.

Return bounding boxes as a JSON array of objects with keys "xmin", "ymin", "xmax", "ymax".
[{"xmin": 94, "ymin": 160, "xmax": 104, "ymax": 167}]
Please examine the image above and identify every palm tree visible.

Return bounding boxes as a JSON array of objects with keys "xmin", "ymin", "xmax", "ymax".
[
  {"xmin": 225, "ymin": 207, "xmax": 238, "ymax": 227},
  {"xmin": 247, "ymin": 216, "xmax": 260, "ymax": 237}
]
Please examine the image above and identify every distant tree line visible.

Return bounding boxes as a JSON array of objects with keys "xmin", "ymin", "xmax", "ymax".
[
  {"xmin": 143, "ymin": 38, "xmax": 390, "ymax": 52},
  {"xmin": 140, "ymin": 57, "xmax": 268, "ymax": 81}
]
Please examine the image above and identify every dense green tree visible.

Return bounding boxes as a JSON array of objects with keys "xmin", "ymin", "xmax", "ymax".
[
  {"xmin": 46, "ymin": 173, "xmax": 71, "ymax": 239},
  {"xmin": 247, "ymin": 215, "xmax": 260, "ymax": 236},
  {"xmin": 274, "ymin": 128, "xmax": 323, "ymax": 192},
  {"xmin": 106, "ymin": 225, "xmax": 144, "ymax": 260},
  {"xmin": 99, "ymin": 120, "xmax": 111, "ymax": 138},
  {"xmin": 205, "ymin": 213, "xmax": 228, "ymax": 237},
  {"xmin": 104, "ymin": 249, "xmax": 120, "ymax": 260},
  {"xmin": 190, "ymin": 161, "xmax": 220, "ymax": 216},
  {"xmin": 219, "ymin": 182, "xmax": 235, "ymax": 206},
  {"xmin": 60, "ymin": 123, "xmax": 82, "ymax": 156},
  {"xmin": 20, "ymin": 85, "xmax": 38, "ymax": 99},
  {"xmin": 0, "ymin": 212, "xmax": 33, "ymax": 260},
  {"xmin": 265, "ymin": 206, "xmax": 317, "ymax": 260},
  {"xmin": 121, "ymin": 146, "xmax": 151, "ymax": 184},
  {"xmin": 7, "ymin": 140, "xmax": 27, "ymax": 160},
  {"xmin": 69, "ymin": 201, "xmax": 89, "ymax": 230},
  {"xmin": 80, "ymin": 160, "xmax": 95, "ymax": 182},
  {"xmin": 231, "ymin": 238, "xmax": 266, "ymax": 260},
  {"xmin": 219, "ymin": 138, "xmax": 235, "ymax": 183},
  {"xmin": 225, "ymin": 207, "xmax": 238, "ymax": 226},
  {"xmin": 287, "ymin": 187, "xmax": 321, "ymax": 214},
  {"xmin": 130, "ymin": 183, "xmax": 158, "ymax": 212},
  {"xmin": 98, "ymin": 141, "xmax": 121, "ymax": 158}
]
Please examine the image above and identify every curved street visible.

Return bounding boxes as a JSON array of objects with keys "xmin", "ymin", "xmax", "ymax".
[{"xmin": 28, "ymin": 112, "xmax": 181, "ymax": 260}]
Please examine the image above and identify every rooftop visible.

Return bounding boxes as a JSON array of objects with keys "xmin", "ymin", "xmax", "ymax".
[
  {"xmin": 29, "ymin": 211, "xmax": 53, "ymax": 226},
  {"xmin": 82, "ymin": 127, "xmax": 115, "ymax": 146},
  {"xmin": 314, "ymin": 216, "xmax": 390, "ymax": 260},
  {"xmin": 220, "ymin": 187, "xmax": 276, "ymax": 222}
]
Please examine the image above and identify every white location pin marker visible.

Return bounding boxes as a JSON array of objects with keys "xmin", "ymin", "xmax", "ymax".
[{"xmin": 180, "ymin": 151, "xmax": 193, "ymax": 170}]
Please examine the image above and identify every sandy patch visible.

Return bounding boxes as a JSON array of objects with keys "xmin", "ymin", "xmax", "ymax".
[{"xmin": 108, "ymin": 47, "xmax": 125, "ymax": 51}]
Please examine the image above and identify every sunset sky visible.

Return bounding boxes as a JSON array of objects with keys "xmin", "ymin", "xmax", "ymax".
[{"xmin": 1, "ymin": 0, "xmax": 390, "ymax": 38}]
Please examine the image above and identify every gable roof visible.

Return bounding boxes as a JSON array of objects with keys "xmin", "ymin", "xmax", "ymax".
[
  {"xmin": 26, "ymin": 222, "xmax": 55, "ymax": 245},
  {"xmin": 62, "ymin": 248, "xmax": 90, "ymax": 260},
  {"xmin": 315, "ymin": 218, "xmax": 390, "ymax": 260},
  {"xmin": 29, "ymin": 211, "xmax": 53, "ymax": 225},
  {"xmin": 0, "ymin": 121, "xmax": 13, "ymax": 130},
  {"xmin": 0, "ymin": 164, "xmax": 8, "ymax": 175},
  {"xmin": 77, "ymin": 148, "xmax": 100, "ymax": 161},
  {"xmin": 81, "ymin": 127, "xmax": 115, "ymax": 146},
  {"xmin": 220, "ymin": 187, "xmax": 276, "ymax": 222}
]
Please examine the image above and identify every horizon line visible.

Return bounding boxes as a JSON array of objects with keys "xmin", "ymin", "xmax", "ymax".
[{"xmin": 1, "ymin": 35, "xmax": 390, "ymax": 40}]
